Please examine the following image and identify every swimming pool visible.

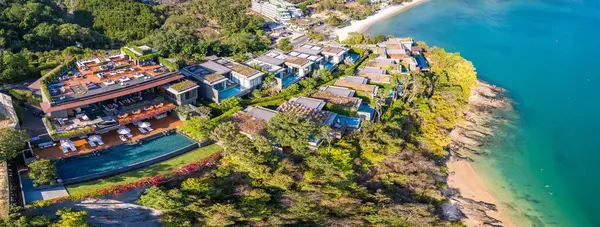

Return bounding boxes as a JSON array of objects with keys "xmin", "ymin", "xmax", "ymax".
[
  {"xmin": 282, "ymin": 75, "xmax": 300, "ymax": 88},
  {"xmin": 56, "ymin": 133, "xmax": 196, "ymax": 184},
  {"xmin": 219, "ymin": 86, "xmax": 242, "ymax": 100},
  {"xmin": 334, "ymin": 115, "xmax": 362, "ymax": 129}
]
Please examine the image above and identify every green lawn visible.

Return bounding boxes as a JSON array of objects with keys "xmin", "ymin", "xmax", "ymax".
[{"xmin": 65, "ymin": 144, "xmax": 221, "ymax": 196}]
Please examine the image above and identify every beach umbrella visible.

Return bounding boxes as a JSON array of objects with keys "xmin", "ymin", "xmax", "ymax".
[
  {"xmin": 117, "ymin": 127, "xmax": 131, "ymax": 134},
  {"xmin": 139, "ymin": 122, "xmax": 151, "ymax": 128},
  {"xmin": 89, "ymin": 135, "xmax": 101, "ymax": 141}
]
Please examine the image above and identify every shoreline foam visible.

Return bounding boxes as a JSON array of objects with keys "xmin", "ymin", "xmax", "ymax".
[{"xmin": 334, "ymin": 0, "xmax": 428, "ymax": 41}]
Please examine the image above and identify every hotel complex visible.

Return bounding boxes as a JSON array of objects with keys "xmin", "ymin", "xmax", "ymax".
[{"xmin": 20, "ymin": 37, "xmax": 428, "ymax": 204}]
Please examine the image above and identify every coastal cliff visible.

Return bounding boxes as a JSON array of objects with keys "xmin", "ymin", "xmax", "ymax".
[{"xmin": 444, "ymin": 80, "xmax": 514, "ymax": 227}]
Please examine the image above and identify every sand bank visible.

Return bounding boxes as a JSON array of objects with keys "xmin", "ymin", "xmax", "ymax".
[
  {"xmin": 334, "ymin": 0, "xmax": 428, "ymax": 41},
  {"xmin": 448, "ymin": 160, "xmax": 515, "ymax": 227}
]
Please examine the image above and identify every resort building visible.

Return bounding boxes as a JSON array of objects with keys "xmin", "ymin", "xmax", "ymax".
[
  {"xmin": 246, "ymin": 51, "xmax": 301, "ymax": 90},
  {"xmin": 0, "ymin": 93, "xmax": 19, "ymax": 129},
  {"xmin": 312, "ymin": 86, "xmax": 376, "ymax": 121},
  {"xmin": 292, "ymin": 43, "xmax": 354, "ymax": 71},
  {"xmin": 356, "ymin": 66, "xmax": 392, "ymax": 84},
  {"xmin": 24, "ymin": 45, "xmax": 204, "ymax": 174},
  {"xmin": 181, "ymin": 57, "xmax": 264, "ymax": 103},
  {"xmin": 251, "ymin": 0, "xmax": 292, "ymax": 23},
  {"xmin": 334, "ymin": 76, "xmax": 379, "ymax": 97}
]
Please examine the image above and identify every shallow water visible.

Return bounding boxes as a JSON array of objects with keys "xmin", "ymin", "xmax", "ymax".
[{"xmin": 367, "ymin": 0, "xmax": 600, "ymax": 226}]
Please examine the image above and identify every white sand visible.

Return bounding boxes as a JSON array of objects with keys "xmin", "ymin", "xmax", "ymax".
[{"xmin": 334, "ymin": 0, "xmax": 428, "ymax": 41}]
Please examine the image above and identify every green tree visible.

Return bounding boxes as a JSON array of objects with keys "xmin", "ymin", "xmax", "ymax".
[
  {"xmin": 179, "ymin": 116, "xmax": 216, "ymax": 141},
  {"xmin": 52, "ymin": 208, "xmax": 89, "ymax": 227},
  {"xmin": 0, "ymin": 51, "xmax": 33, "ymax": 82},
  {"xmin": 325, "ymin": 15, "xmax": 344, "ymax": 27},
  {"xmin": 28, "ymin": 158, "xmax": 58, "ymax": 186},
  {"xmin": 0, "ymin": 128, "xmax": 29, "ymax": 160},
  {"xmin": 200, "ymin": 204, "xmax": 241, "ymax": 227},
  {"xmin": 278, "ymin": 38, "xmax": 293, "ymax": 51},
  {"xmin": 219, "ymin": 97, "xmax": 242, "ymax": 111},
  {"xmin": 211, "ymin": 122, "xmax": 238, "ymax": 147},
  {"xmin": 267, "ymin": 112, "xmax": 319, "ymax": 155},
  {"xmin": 137, "ymin": 186, "xmax": 185, "ymax": 210}
]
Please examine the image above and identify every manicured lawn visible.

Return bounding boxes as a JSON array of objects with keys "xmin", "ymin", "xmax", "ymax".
[{"xmin": 65, "ymin": 144, "xmax": 221, "ymax": 196}]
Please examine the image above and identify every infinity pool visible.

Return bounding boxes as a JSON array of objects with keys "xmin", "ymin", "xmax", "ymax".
[{"xmin": 56, "ymin": 133, "xmax": 195, "ymax": 182}]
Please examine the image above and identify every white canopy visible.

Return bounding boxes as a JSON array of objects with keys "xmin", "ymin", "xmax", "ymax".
[
  {"xmin": 117, "ymin": 127, "xmax": 131, "ymax": 134},
  {"xmin": 60, "ymin": 140, "xmax": 74, "ymax": 146},
  {"xmin": 139, "ymin": 122, "xmax": 151, "ymax": 128}
]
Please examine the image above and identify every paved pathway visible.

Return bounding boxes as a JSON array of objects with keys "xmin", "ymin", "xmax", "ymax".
[{"xmin": 24, "ymin": 188, "xmax": 163, "ymax": 227}]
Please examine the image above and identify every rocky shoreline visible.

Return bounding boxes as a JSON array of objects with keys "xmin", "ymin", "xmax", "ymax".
[{"xmin": 444, "ymin": 80, "xmax": 515, "ymax": 227}]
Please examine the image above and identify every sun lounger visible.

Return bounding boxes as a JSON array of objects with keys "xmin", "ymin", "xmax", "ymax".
[
  {"xmin": 69, "ymin": 144, "xmax": 77, "ymax": 152},
  {"xmin": 145, "ymin": 126, "xmax": 154, "ymax": 132},
  {"xmin": 119, "ymin": 135, "xmax": 128, "ymax": 141},
  {"xmin": 138, "ymin": 127, "xmax": 148, "ymax": 134},
  {"xmin": 126, "ymin": 132, "xmax": 133, "ymax": 138},
  {"xmin": 88, "ymin": 139, "xmax": 97, "ymax": 147},
  {"xmin": 61, "ymin": 146, "xmax": 69, "ymax": 153},
  {"xmin": 96, "ymin": 139, "xmax": 104, "ymax": 146}
]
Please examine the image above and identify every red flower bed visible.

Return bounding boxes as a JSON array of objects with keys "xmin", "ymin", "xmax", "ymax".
[{"xmin": 30, "ymin": 152, "xmax": 221, "ymax": 207}]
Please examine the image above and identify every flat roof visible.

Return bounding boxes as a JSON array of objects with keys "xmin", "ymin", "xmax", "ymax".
[
  {"xmin": 360, "ymin": 67, "xmax": 387, "ymax": 75},
  {"xmin": 284, "ymin": 56, "xmax": 311, "ymax": 67},
  {"xmin": 244, "ymin": 106, "xmax": 278, "ymax": 122},
  {"xmin": 289, "ymin": 97, "xmax": 326, "ymax": 111},
  {"xmin": 231, "ymin": 64, "xmax": 262, "ymax": 78},
  {"xmin": 321, "ymin": 46, "xmax": 346, "ymax": 55},
  {"xmin": 42, "ymin": 73, "xmax": 183, "ymax": 113},
  {"xmin": 256, "ymin": 55, "xmax": 285, "ymax": 66},
  {"xmin": 339, "ymin": 76, "xmax": 368, "ymax": 84},
  {"xmin": 319, "ymin": 86, "xmax": 355, "ymax": 97},
  {"xmin": 295, "ymin": 47, "xmax": 322, "ymax": 55}
]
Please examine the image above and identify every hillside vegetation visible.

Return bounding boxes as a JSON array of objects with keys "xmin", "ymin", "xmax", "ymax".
[{"xmin": 135, "ymin": 44, "xmax": 477, "ymax": 226}]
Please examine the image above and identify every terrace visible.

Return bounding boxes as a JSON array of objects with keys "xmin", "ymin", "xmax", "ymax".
[{"xmin": 33, "ymin": 115, "xmax": 183, "ymax": 160}]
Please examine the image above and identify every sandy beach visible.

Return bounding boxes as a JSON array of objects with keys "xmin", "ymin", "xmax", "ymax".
[
  {"xmin": 334, "ymin": 0, "xmax": 428, "ymax": 41},
  {"xmin": 448, "ymin": 160, "xmax": 515, "ymax": 227}
]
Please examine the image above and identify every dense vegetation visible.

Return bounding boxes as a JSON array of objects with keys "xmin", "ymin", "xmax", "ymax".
[
  {"xmin": 0, "ymin": 0, "xmax": 269, "ymax": 83},
  {"xmin": 136, "ymin": 44, "xmax": 477, "ymax": 226},
  {"xmin": 1, "ymin": 207, "xmax": 88, "ymax": 227}
]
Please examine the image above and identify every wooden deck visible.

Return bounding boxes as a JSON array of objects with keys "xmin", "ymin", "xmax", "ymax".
[{"xmin": 33, "ymin": 116, "xmax": 183, "ymax": 160}]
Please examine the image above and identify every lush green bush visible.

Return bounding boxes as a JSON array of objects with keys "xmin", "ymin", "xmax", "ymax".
[
  {"xmin": 28, "ymin": 158, "xmax": 58, "ymax": 187},
  {"xmin": 178, "ymin": 116, "xmax": 215, "ymax": 142},
  {"xmin": 8, "ymin": 89, "xmax": 41, "ymax": 106},
  {"xmin": 159, "ymin": 57, "xmax": 179, "ymax": 71},
  {"xmin": 210, "ymin": 106, "xmax": 242, "ymax": 124},
  {"xmin": 137, "ymin": 186, "xmax": 185, "ymax": 210},
  {"xmin": 0, "ymin": 128, "xmax": 30, "ymax": 161}
]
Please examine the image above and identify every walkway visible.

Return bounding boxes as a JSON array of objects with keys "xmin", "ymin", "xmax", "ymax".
[{"xmin": 23, "ymin": 188, "xmax": 162, "ymax": 227}]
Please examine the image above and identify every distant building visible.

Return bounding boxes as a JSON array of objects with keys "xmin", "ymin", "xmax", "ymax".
[{"xmin": 251, "ymin": 0, "xmax": 292, "ymax": 23}]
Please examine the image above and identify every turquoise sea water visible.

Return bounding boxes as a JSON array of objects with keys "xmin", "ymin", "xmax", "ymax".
[{"xmin": 367, "ymin": 0, "xmax": 600, "ymax": 226}]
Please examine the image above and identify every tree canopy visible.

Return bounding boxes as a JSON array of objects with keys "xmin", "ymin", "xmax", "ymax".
[{"xmin": 0, "ymin": 128, "xmax": 29, "ymax": 161}]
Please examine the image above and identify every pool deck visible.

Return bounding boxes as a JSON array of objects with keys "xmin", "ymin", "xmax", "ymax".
[{"xmin": 34, "ymin": 116, "xmax": 183, "ymax": 160}]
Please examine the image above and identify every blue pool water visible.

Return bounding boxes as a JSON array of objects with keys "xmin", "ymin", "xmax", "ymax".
[
  {"xmin": 323, "ymin": 62, "xmax": 335, "ymax": 71},
  {"xmin": 367, "ymin": 0, "xmax": 600, "ymax": 226},
  {"xmin": 349, "ymin": 53, "xmax": 360, "ymax": 63},
  {"xmin": 219, "ymin": 86, "xmax": 242, "ymax": 100},
  {"xmin": 56, "ymin": 133, "xmax": 195, "ymax": 181},
  {"xmin": 282, "ymin": 75, "xmax": 300, "ymax": 88},
  {"xmin": 334, "ymin": 115, "xmax": 361, "ymax": 128}
]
